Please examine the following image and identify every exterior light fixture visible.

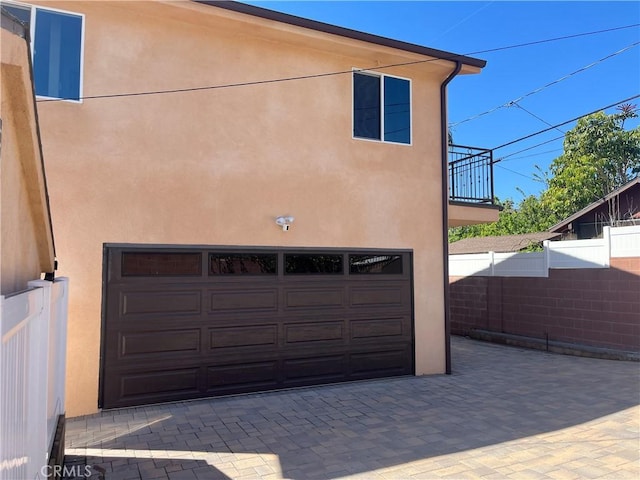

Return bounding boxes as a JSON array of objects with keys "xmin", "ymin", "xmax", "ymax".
[{"xmin": 275, "ymin": 215, "xmax": 294, "ymax": 231}]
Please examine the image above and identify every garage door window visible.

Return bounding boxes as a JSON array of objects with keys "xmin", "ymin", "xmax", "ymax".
[
  {"xmin": 350, "ymin": 255, "xmax": 403, "ymax": 274},
  {"xmin": 121, "ymin": 252, "xmax": 202, "ymax": 276},
  {"xmin": 209, "ymin": 254, "xmax": 277, "ymax": 275},
  {"xmin": 285, "ymin": 254, "xmax": 343, "ymax": 274}
]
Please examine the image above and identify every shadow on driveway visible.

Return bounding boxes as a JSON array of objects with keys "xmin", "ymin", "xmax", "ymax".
[{"xmin": 64, "ymin": 337, "xmax": 640, "ymax": 479}]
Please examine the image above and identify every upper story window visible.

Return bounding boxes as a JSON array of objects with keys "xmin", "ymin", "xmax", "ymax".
[
  {"xmin": 2, "ymin": 2, "xmax": 84, "ymax": 102},
  {"xmin": 353, "ymin": 71, "xmax": 411, "ymax": 145}
]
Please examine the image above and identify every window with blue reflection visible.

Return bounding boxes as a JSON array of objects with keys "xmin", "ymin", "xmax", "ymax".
[
  {"xmin": 3, "ymin": 3, "xmax": 83, "ymax": 101},
  {"xmin": 34, "ymin": 9, "xmax": 83, "ymax": 101},
  {"xmin": 353, "ymin": 72, "xmax": 381, "ymax": 141},
  {"xmin": 353, "ymin": 71, "xmax": 411, "ymax": 145},
  {"xmin": 384, "ymin": 76, "xmax": 410, "ymax": 144}
]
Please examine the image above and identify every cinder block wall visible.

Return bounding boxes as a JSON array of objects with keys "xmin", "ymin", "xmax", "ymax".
[{"xmin": 450, "ymin": 257, "xmax": 640, "ymax": 352}]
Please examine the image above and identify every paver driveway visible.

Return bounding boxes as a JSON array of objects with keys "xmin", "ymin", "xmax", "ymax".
[{"xmin": 65, "ymin": 337, "xmax": 640, "ymax": 479}]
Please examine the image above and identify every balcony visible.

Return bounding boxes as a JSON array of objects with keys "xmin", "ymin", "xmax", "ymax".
[{"xmin": 448, "ymin": 144, "xmax": 499, "ymax": 227}]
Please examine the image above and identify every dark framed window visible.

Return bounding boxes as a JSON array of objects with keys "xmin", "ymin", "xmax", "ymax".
[
  {"xmin": 3, "ymin": 2, "xmax": 84, "ymax": 101},
  {"xmin": 353, "ymin": 71, "xmax": 411, "ymax": 144},
  {"xmin": 209, "ymin": 254, "xmax": 277, "ymax": 275},
  {"xmin": 285, "ymin": 254, "xmax": 343, "ymax": 274},
  {"xmin": 122, "ymin": 253, "xmax": 202, "ymax": 277},
  {"xmin": 349, "ymin": 255, "xmax": 403, "ymax": 274}
]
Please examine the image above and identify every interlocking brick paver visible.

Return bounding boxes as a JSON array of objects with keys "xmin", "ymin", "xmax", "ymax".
[{"xmin": 64, "ymin": 337, "xmax": 639, "ymax": 479}]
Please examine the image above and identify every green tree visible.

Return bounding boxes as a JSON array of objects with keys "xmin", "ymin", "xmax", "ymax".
[{"xmin": 541, "ymin": 105, "xmax": 640, "ymax": 219}]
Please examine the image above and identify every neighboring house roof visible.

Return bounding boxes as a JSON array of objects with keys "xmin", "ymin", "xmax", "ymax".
[
  {"xmin": 195, "ymin": 1, "xmax": 486, "ymax": 69},
  {"xmin": 449, "ymin": 232, "xmax": 561, "ymax": 255},
  {"xmin": 548, "ymin": 177, "xmax": 640, "ymax": 233}
]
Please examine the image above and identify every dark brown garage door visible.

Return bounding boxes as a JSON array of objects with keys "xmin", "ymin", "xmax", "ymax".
[{"xmin": 100, "ymin": 246, "xmax": 414, "ymax": 408}]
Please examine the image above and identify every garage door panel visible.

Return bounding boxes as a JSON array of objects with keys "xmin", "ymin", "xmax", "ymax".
[
  {"xmin": 209, "ymin": 289, "xmax": 278, "ymax": 312},
  {"xmin": 119, "ymin": 367, "xmax": 200, "ymax": 399},
  {"xmin": 284, "ymin": 288, "xmax": 345, "ymax": 309},
  {"xmin": 207, "ymin": 361, "xmax": 278, "ymax": 393},
  {"xmin": 284, "ymin": 321, "xmax": 344, "ymax": 344},
  {"xmin": 282, "ymin": 355, "xmax": 347, "ymax": 384},
  {"xmin": 121, "ymin": 290, "xmax": 202, "ymax": 316},
  {"xmin": 350, "ymin": 317, "xmax": 406, "ymax": 340},
  {"xmin": 119, "ymin": 329, "xmax": 201, "ymax": 358},
  {"xmin": 209, "ymin": 325, "xmax": 278, "ymax": 349},
  {"xmin": 350, "ymin": 348, "xmax": 412, "ymax": 377},
  {"xmin": 349, "ymin": 285, "xmax": 408, "ymax": 307}
]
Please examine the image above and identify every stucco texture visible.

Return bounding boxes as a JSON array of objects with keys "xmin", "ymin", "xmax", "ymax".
[
  {"xmin": 32, "ymin": 0, "xmax": 479, "ymax": 417},
  {"xmin": 1, "ymin": 26, "xmax": 54, "ymax": 295}
]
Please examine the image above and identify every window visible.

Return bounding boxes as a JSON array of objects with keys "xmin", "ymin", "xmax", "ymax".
[
  {"xmin": 122, "ymin": 253, "xmax": 202, "ymax": 277},
  {"xmin": 209, "ymin": 254, "xmax": 277, "ymax": 275},
  {"xmin": 353, "ymin": 71, "xmax": 411, "ymax": 144},
  {"xmin": 284, "ymin": 254, "xmax": 343, "ymax": 274},
  {"xmin": 3, "ymin": 2, "xmax": 84, "ymax": 101},
  {"xmin": 349, "ymin": 255, "xmax": 403, "ymax": 274}
]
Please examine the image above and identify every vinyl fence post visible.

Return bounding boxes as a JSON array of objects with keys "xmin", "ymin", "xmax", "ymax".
[
  {"xmin": 489, "ymin": 251, "xmax": 495, "ymax": 277},
  {"xmin": 603, "ymin": 226, "xmax": 611, "ymax": 268},
  {"xmin": 543, "ymin": 240, "xmax": 550, "ymax": 277}
]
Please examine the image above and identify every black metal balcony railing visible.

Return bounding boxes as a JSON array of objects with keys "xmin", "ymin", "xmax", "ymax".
[{"xmin": 448, "ymin": 144, "xmax": 494, "ymax": 204}]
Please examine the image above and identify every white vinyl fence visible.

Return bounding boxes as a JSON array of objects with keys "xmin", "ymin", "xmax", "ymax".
[
  {"xmin": 0, "ymin": 277, "xmax": 69, "ymax": 480},
  {"xmin": 450, "ymin": 225, "xmax": 640, "ymax": 277}
]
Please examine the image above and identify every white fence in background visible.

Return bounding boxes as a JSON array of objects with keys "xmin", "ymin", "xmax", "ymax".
[
  {"xmin": 450, "ymin": 225, "xmax": 640, "ymax": 277},
  {"xmin": 610, "ymin": 224, "xmax": 640, "ymax": 258},
  {"xmin": 0, "ymin": 277, "xmax": 69, "ymax": 480}
]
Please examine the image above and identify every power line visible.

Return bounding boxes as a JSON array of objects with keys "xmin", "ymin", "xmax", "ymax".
[
  {"xmin": 495, "ymin": 164, "xmax": 542, "ymax": 182},
  {"xmin": 511, "ymin": 103, "xmax": 566, "ymax": 134},
  {"xmin": 451, "ymin": 40, "xmax": 640, "ymax": 127},
  {"xmin": 492, "ymin": 94, "xmax": 640, "ymax": 152},
  {"xmin": 37, "ymin": 23, "xmax": 640, "ymax": 103},
  {"xmin": 500, "ymin": 146, "xmax": 564, "ymax": 163}
]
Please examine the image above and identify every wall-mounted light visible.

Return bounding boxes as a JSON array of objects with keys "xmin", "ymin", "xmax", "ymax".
[{"xmin": 275, "ymin": 215, "xmax": 295, "ymax": 231}]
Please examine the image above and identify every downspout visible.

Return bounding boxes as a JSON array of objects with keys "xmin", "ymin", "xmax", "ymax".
[{"xmin": 440, "ymin": 61, "xmax": 462, "ymax": 375}]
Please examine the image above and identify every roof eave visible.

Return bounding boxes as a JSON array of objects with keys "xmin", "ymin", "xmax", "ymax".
[{"xmin": 194, "ymin": 0, "xmax": 486, "ymax": 69}]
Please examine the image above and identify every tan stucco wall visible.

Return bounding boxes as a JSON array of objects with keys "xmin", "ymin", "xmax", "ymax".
[
  {"xmin": 32, "ymin": 0, "xmax": 478, "ymax": 417},
  {"xmin": 0, "ymin": 27, "xmax": 55, "ymax": 295}
]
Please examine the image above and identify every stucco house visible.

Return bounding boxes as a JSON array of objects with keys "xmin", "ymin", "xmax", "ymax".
[{"xmin": 3, "ymin": 0, "xmax": 498, "ymax": 417}]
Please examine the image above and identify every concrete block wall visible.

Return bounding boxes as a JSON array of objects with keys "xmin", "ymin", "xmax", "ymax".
[{"xmin": 450, "ymin": 257, "xmax": 640, "ymax": 352}]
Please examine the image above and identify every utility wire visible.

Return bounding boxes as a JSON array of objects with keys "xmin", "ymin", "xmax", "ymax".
[
  {"xmin": 492, "ymin": 94, "xmax": 640, "ymax": 153},
  {"xmin": 481, "ymin": 95, "xmax": 638, "ymax": 181},
  {"xmin": 499, "ymin": 148, "xmax": 563, "ymax": 162},
  {"xmin": 499, "ymin": 141, "xmax": 564, "ymax": 162},
  {"xmin": 511, "ymin": 103, "xmax": 566, "ymax": 134},
  {"xmin": 451, "ymin": 40, "xmax": 640, "ymax": 127},
  {"xmin": 495, "ymin": 164, "xmax": 542, "ymax": 182},
  {"xmin": 37, "ymin": 23, "xmax": 640, "ymax": 103}
]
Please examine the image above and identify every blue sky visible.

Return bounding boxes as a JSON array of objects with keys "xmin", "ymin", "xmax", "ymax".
[{"xmin": 246, "ymin": 0, "xmax": 640, "ymax": 202}]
